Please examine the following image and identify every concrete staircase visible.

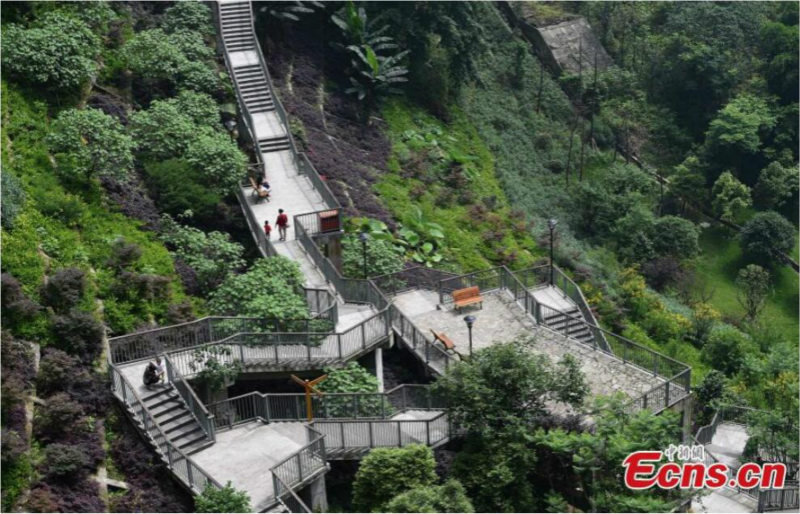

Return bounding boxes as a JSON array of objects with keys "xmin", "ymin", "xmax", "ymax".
[
  {"xmin": 232, "ymin": 64, "xmax": 276, "ymax": 113},
  {"xmin": 140, "ymin": 387, "xmax": 213, "ymax": 454},
  {"xmin": 540, "ymin": 307, "xmax": 595, "ymax": 346},
  {"xmin": 219, "ymin": 1, "xmax": 256, "ymax": 51}
]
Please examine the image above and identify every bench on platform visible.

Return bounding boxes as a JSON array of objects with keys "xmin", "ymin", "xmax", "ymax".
[
  {"xmin": 452, "ymin": 286, "xmax": 483, "ymax": 312},
  {"xmin": 249, "ymin": 176, "xmax": 270, "ymax": 203},
  {"xmin": 430, "ymin": 330, "xmax": 456, "ymax": 353}
]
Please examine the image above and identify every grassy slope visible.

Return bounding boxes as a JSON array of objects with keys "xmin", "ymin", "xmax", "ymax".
[
  {"xmin": 695, "ymin": 226, "xmax": 799, "ymax": 342},
  {"xmin": 1, "ymin": 80, "xmax": 194, "ymax": 337},
  {"xmin": 377, "ymin": 100, "xmax": 541, "ymax": 272}
]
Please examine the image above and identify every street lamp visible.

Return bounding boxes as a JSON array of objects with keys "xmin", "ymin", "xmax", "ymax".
[
  {"xmin": 547, "ymin": 218, "xmax": 558, "ymax": 286},
  {"xmin": 358, "ymin": 232, "xmax": 369, "ymax": 279},
  {"xmin": 463, "ymin": 315, "xmax": 476, "ymax": 357}
]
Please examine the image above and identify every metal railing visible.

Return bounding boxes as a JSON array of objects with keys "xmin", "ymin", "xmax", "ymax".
[
  {"xmin": 388, "ymin": 304, "xmax": 457, "ymax": 375},
  {"xmin": 206, "ymin": 385, "xmax": 442, "ymax": 430},
  {"xmin": 163, "ymin": 354, "xmax": 216, "ymax": 442},
  {"xmin": 235, "ymin": 187, "xmax": 278, "ymax": 258},
  {"xmin": 759, "ymin": 483, "xmax": 800, "ymax": 512},
  {"xmin": 109, "ymin": 364, "xmax": 221, "ymax": 494},
  {"xmin": 315, "ymin": 412, "xmax": 450, "ymax": 455},
  {"xmin": 371, "ymin": 266, "xmax": 460, "ymax": 298},
  {"xmin": 295, "ymin": 153, "xmax": 340, "ymax": 212}
]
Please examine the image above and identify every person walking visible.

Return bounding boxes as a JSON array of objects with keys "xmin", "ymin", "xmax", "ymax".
[
  {"xmin": 276, "ymin": 209, "xmax": 289, "ymax": 241},
  {"xmin": 263, "ymin": 220, "xmax": 272, "ymax": 240}
]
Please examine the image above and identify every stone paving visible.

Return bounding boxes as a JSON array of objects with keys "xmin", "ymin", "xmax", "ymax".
[{"xmin": 392, "ymin": 289, "xmax": 664, "ymax": 402}]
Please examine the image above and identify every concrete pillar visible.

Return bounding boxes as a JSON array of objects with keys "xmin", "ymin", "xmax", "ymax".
[
  {"xmin": 375, "ymin": 347, "xmax": 384, "ymax": 393},
  {"xmin": 308, "ymin": 474, "xmax": 328, "ymax": 512}
]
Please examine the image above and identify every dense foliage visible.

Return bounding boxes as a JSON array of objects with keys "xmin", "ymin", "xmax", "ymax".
[
  {"xmin": 352, "ymin": 445, "xmax": 438, "ymax": 512},
  {"xmin": 384, "ymin": 480, "xmax": 474, "ymax": 513},
  {"xmin": 195, "ymin": 482, "xmax": 251, "ymax": 513}
]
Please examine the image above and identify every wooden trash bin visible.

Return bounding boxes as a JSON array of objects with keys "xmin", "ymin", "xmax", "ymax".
[{"xmin": 319, "ymin": 209, "xmax": 340, "ymax": 233}]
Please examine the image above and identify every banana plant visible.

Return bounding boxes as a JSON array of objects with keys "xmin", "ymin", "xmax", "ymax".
[{"xmin": 345, "ymin": 44, "xmax": 410, "ymax": 102}]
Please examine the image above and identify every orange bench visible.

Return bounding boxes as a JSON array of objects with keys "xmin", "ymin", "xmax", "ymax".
[
  {"xmin": 452, "ymin": 286, "xmax": 483, "ymax": 312},
  {"xmin": 430, "ymin": 330, "xmax": 456, "ymax": 352}
]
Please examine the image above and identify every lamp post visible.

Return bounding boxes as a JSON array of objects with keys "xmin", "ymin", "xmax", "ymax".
[
  {"xmin": 463, "ymin": 315, "xmax": 476, "ymax": 357},
  {"xmin": 358, "ymin": 232, "xmax": 369, "ymax": 279},
  {"xmin": 548, "ymin": 218, "xmax": 558, "ymax": 286}
]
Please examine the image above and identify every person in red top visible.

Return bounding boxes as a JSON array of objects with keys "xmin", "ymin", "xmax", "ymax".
[
  {"xmin": 276, "ymin": 209, "xmax": 289, "ymax": 241},
  {"xmin": 263, "ymin": 220, "xmax": 272, "ymax": 240}
]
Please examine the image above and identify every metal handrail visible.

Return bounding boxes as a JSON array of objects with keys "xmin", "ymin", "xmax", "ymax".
[
  {"xmin": 163, "ymin": 353, "xmax": 216, "ymax": 442},
  {"xmin": 109, "ymin": 363, "xmax": 222, "ymax": 492}
]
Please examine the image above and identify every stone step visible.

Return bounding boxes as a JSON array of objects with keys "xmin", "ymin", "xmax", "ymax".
[
  {"xmin": 241, "ymin": 86, "xmax": 270, "ymax": 97},
  {"xmin": 258, "ymin": 138, "xmax": 291, "ymax": 153},
  {"xmin": 220, "ymin": 5, "xmax": 250, "ymax": 14},
  {"xmin": 223, "ymin": 27, "xmax": 251, "ymax": 36},
  {"xmin": 161, "ymin": 412, "xmax": 199, "ymax": 435},
  {"xmin": 149, "ymin": 398, "xmax": 185, "ymax": 419}
]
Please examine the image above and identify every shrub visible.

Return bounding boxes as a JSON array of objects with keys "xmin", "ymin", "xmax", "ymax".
[
  {"xmin": 184, "ymin": 131, "xmax": 248, "ymax": 196},
  {"xmin": 1, "ymin": 11, "xmax": 99, "ymax": 89},
  {"xmin": 40, "ymin": 268, "xmax": 86, "ymax": 314},
  {"xmin": 319, "ymin": 362, "xmax": 382, "ymax": 417},
  {"xmin": 1, "ymin": 273, "xmax": 41, "ymax": 321},
  {"xmin": 641, "ymin": 256, "xmax": 683, "ymax": 291},
  {"xmin": 342, "ymin": 234, "xmax": 404, "ymax": 278},
  {"xmin": 754, "ymin": 161, "xmax": 798, "ymax": 210},
  {"xmin": 195, "ymin": 482, "xmax": 251, "ymax": 513},
  {"xmin": 50, "ymin": 310, "xmax": 104, "ymax": 363},
  {"xmin": 1, "ymin": 172, "xmax": 25, "ymax": 229},
  {"xmin": 169, "ymin": 90, "xmax": 221, "ymax": 129},
  {"xmin": 26, "ymin": 484, "xmax": 58, "ymax": 513},
  {"xmin": 143, "ymin": 159, "xmax": 222, "ymax": 220},
  {"xmin": 651, "ymin": 216, "xmax": 699, "ymax": 259},
  {"xmin": 641, "ymin": 308, "xmax": 691, "ymax": 342},
  {"xmin": 690, "ymin": 303, "xmax": 721, "ymax": 345},
  {"xmin": 37, "ymin": 348, "xmax": 90, "ymax": 397},
  {"xmin": 739, "ymin": 211, "xmax": 796, "ymax": 265},
  {"xmin": 695, "ymin": 369, "xmax": 726, "ymax": 408},
  {"xmin": 46, "ymin": 108, "xmax": 134, "ymax": 180},
  {"xmin": 1, "ymin": 429, "xmax": 26, "ymax": 465},
  {"xmin": 385, "ymin": 479, "xmax": 474, "ymax": 513},
  {"xmin": 163, "ymin": 1, "xmax": 214, "ymax": 36},
  {"xmin": 702, "ymin": 326, "xmax": 752, "ymax": 376},
  {"xmin": 352, "ymin": 445, "xmax": 438, "ymax": 512},
  {"xmin": 208, "ymin": 257, "xmax": 308, "ymax": 320},
  {"xmin": 107, "ymin": 238, "xmax": 143, "ymax": 272},
  {"xmin": 34, "ymin": 393, "xmax": 85, "ymax": 441},
  {"xmin": 736, "ymin": 264, "xmax": 771, "ymax": 321},
  {"xmin": 158, "ymin": 215, "xmax": 245, "ymax": 293},
  {"xmin": 711, "ymin": 171, "xmax": 751, "ymax": 222},
  {"xmin": 42, "ymin": 443, "xmax": 92, "ymax": 480},
  {"xmin": 129, "ymin": 99, "xmax": 199, "ymax": 160}
]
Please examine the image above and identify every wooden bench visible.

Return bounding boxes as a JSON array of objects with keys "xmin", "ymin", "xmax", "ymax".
[
  {"xmin": 430, "ymin": 330, "xmax": 456, "ymax": 353},
  {"xmin": 452, "ymin": 286, "xmax": 483, "ymax": 312},
  {"xmin": 249, "ymin": 176, "xmax": 270, "ymax": 203}
]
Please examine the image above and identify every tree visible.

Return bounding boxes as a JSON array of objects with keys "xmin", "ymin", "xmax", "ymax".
[
  {"xmin": 711, "ymin": 171, "xmax": 751, "ymax": 222},
  {"xmin": 739, "ymin": 211, "xmax": 796, "ymax": 265},
  {"xmin": 736, "ymin": 264, "xmax": 771, "ymax": 321},
  {"xmin": 694, "ymin": 370, "xmax": 726, "ymax": 409},
  {"xmin": 159, "ymin": 215, "xmax": 245, "ymax": 293},
  {"xmin": 705, "ymin": 94, "xmax": 777, "ymax": 157},
  {"xmin": 342, "ymin": 235, "xmax": 403, "ymax": 278},
  {"xmin": 703, "ymin": 326, "xmax": 752, "ymax": 376},
  {"xmin": 352, "ymin": 445, "xmax": 437, "ymax": 512},
  {"xmin": 185, "ymin": 131, "xmax": 248, "ymax": 196},
  {"xmin": 1, "ymin": 11, "xmax": 99, "ymax": 90},
  {"xmin": 208, "ymin": 258, "xmax": 308, "ymax": 320},
  {"xmin": 753, "ymin": 161, "xmax": 798, "ymax": 209},
  {"xmin": 129, "ymin": 100, "xmax": 199, "ymax": 160},
  {"xmin": 319, "ymin": 361, "xmax": 381, "ymax": 417},
  {"xmin": 385, "ymin": 480, "xmax": 474, "ymax": 513},
  {"xmin": 46, "ymin": 108, "xmax": 134, "ymax": 180},
  {"xmin": 1, "ymin": 172, "xmax": 25, "ymax": 229},
  {"xmin": 432, "ymin": 339, "xmax": 588, "ymax": 435},
  {"xmin": 162, "ymin": 1, "xmax": 214, "ymax": 36},
  {"xmin": 190, "ymin": 346, "xmax": 241, "ymax": 394},
  {"xmin": 651, "ymin": 215, "xmax": 699, "ymax": 259},
  {"xmin": 195, "ymin": 482, "xmax": 250, "ymax": 513}
]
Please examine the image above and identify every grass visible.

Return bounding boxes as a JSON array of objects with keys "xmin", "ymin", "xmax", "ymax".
[
  {"xmin": 377, "ymin": 99, "xmax": 542, "ymax": 272},
  {"xmin": 695, "ymin": 225, "xmax": 799, "ymax": 343}
]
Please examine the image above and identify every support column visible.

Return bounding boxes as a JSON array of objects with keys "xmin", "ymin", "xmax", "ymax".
[
  {"xmin": 308, "ymin": 474, "xmax": 328, "ymax": 512},
  {"xmin": 375, "ymin": 348, "xmax": 385, "ymax": 393}
]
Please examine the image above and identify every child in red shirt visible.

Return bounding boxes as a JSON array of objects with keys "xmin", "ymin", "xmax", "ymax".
[{"xmin": 263, "ymin": 220, "xmax": 272, "ymax": 240}]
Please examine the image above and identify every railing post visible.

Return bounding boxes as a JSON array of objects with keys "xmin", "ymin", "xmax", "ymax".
[
  {"xmin": 397, "ymin": 422, "xmax": 402, "ymax": 447},
  {"xmin": 653, "ymin": 353, "xmax": 658, "ymax": 376},
  {"xmin": 361, "ymin": 323, "xmax": 366, "ymax": 350},
  {"xmin": 369, "ymin": 422, "xmax": 374, "ymax": 448},
  {"xmin": 337, "ymin": 335, "xmax": 342, "ymax": 358},
  {"xmin": 296, "ymin": 453, "xmax": 303, "ymax": 482},
  {"xmin": 306, "ymin": 341, "xmax": 312, "ymax": 363},
  {"xmin": 402, "ymin": 387, "xmax": 407, "ymax": 411},
  {"xmin": 623, "ymin": 343, "xmax": 627, "ymax": 364},
  {"xmin": 239, "ymin": 343, "xmax": 245, "ymax": 363},
  {"xmin": 340, "ymin": 421, "xmax": 345, "ymax": 450},
  {"xmin": 664, "ymin": 381, "xmax": 671, "ymax": 408},
  {"xmin": 426, "ymin": 422, "xmax": 431, "ymax": 446},
  {"xmin": 353, "ymin": 396, "xmax": 358, "ymax": 418},
  {"xmin": 187, "ymin": 461, "xmax": 194, "ymax": 489}
]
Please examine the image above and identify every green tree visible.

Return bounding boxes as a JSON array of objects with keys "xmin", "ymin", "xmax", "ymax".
[
  {"xmin": 432, "ymin": 339, "xmax": 588, "ymax": 435},
  {"xmin": 703, "ymin": 326, "xmax": 752, "ymax": 376},
  {"xmin": 736, "ymin": 264, "xmax": 771, "ymax": 321},
  {"xmin": 129, "ymin": 99, "xmax": 199, "ymax": 160},
  {"xmin": 208, "ymin": 257, "xmax": 308, "ymax": 320},
  {"xmin": 162, "ymin": 1, "xmax": 214, "ymax": 36},
  {"xmin": 706, "ymin": 94, "xmax": 777, "ymax": 156},
  {"xmin": 352, "ymin": 445, "xmax": 437, "ymax": 512},
  {"xmin": 342, "ymin": 235, "xmax": 403, "ymax": 278},
  {"xmin": 190, "ymin": 346, "xmax": 241, "ymax": 394},
  {"xmin": 159, "ymin": 214, "xmax": 245, "ymax": 293},
  {"xmin": 753, "ymin": 161, "xmax": 798, "ymax": 209},
  {"xmin": 385, "ymin": 479, "xmax": 474, "ymax": 513},
  {"xmin": 143, "ymin": 159, "xmax": 222, "ymax": 220},
  {"xmin": 320, "ymin": 361, "xmax": 379, "ymax": 394},
  {"xmin": 739, "ymin": 211, "xmax": 796, "ymax": 265},
  {"xmin": 711, "ymin": 171, "xmax": 751, "ymax": 222},
  {"xmin": 1, "ymin": 11, "xmax": 99, "ymax": 90},
  {"xmin": 46, "ymin": 108, "xmax": 134, "ymax": 180},
  {"xmin": 694, "ymin": 369, "xmax": 726, "ymax": 408},
  {"xmin": 185, "ymin": 131, "xmax": 248, "ymax": 196},
  {"xmin": 651, "ymin": 215, "xmax": 699, "ymax": 259},
  {"xmin": 195, "ymin": 482, "xmax": 251, "ymax": 513}
]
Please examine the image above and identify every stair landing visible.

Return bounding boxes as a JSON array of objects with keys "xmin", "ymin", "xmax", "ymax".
[{"xmin": 531, "ymin": 285, "xmax": 577, "ymax": 312}]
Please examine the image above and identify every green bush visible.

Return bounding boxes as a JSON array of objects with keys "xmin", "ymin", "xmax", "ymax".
[
  {"xmin": 651, "ymin": 216, "xmax": 699, "ymax": 259},
  {"xmin": 352, "ymin": 445, "xmax": 438, "ymax": 512},
  {"xmin": 129, "ymin": 99, "xmax": 198, "ymax": 160},
  {"xmin": 195, "ymin": 482, "xmax": 250, "ymax": 513},
  {"xmin": 342, "ymin": 234, "xmax": 404, "ymax": 278},
  {"xmin": 208, "ymin": 257, "xmax": 308, "ymax": 320},
  {"xmin": 42, "ymin": 444, "xmax": 91, "ymax": 479},
  {"xmin": 703, "ymin": 325, "xmax": 752, "ymax": 376},
  {"xmin": 1, "ymin": 172, "xmax": 25, "ymax": 229},
  {"xmin": 739, "ymin": 211, "xmax": 796, "ymax": 265},
  {"xmin": 1, "ymin": 11, "xmax": 99, "ymax": 90},
  {"xmin": 163, "ymin": 1, "xmax": 214, "ymax": 36},
  {"xmin": 185, "ymin": 131, "xmax": 247, "ymax": 196},
  {"xmin": 385, "ymin": 479, "xmax": 474, "ymax": 513},
  {"xmin": 46, "ymin": 108, "xmax": 134, "ymax": 181},
  {"xmin": 143, "ymin": 159, "xmax": 221, "ymax": 219}
]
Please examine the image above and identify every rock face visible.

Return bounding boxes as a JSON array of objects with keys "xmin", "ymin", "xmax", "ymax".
[{"xmin": 536, "ymin": 17, "xmax": 614, "ymax": 75}]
